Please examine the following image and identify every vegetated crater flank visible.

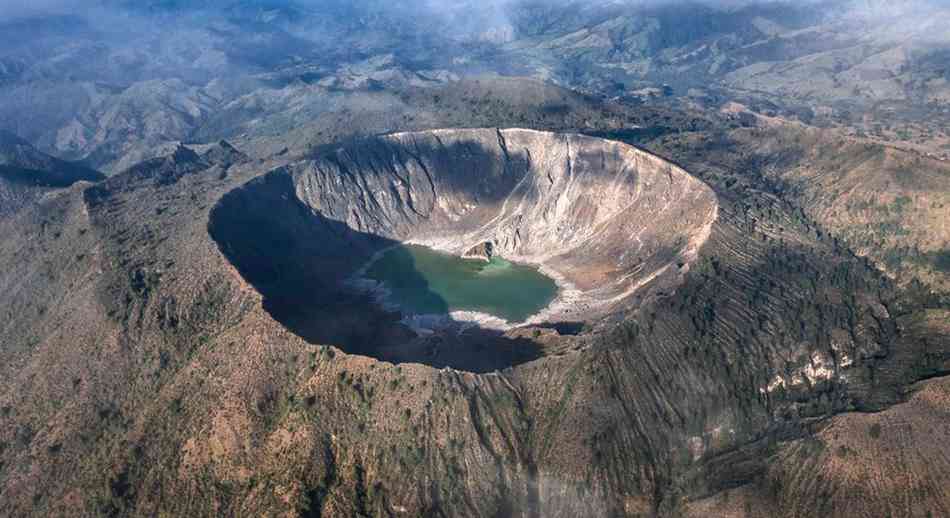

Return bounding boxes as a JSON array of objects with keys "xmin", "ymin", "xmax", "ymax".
[{"xmin": 209, "ymin": 128, "xmax": 718, "ymax": 372}]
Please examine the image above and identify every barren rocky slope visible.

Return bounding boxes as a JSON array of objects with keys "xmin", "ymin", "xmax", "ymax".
[
  {"xmin": 632, "ymin": 116, "xmax": 950, "ymax": 299},
  {"xmin": 736, "ymin": 126, "xmax": 950, "ymax": 296}
]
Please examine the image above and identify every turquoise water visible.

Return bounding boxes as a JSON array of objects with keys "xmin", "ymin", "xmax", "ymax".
[{"xmin": 364, "ymin": 244, "xmax": 558, "ymax": 322}]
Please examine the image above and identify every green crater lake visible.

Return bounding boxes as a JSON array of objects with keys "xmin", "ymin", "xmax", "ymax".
[{"xmin": 364, "ymin": 244, "xmax": 558, "ymax": 323}]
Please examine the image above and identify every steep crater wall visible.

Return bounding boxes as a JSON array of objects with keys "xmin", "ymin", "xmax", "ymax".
[{"xmin": 210, "ymin": 128, "xmax": 717, "ymax": 371}]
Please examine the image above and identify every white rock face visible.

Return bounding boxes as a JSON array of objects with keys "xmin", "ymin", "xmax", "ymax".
[{"xmin": 288, "ymin": 128, "xmax": 718, "ymax": 321}]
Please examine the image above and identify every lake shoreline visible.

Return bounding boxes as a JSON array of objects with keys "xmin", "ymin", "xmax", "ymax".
[{"xmin": 344, "ymin": 243, "xmax": 559, "ymax": 330}]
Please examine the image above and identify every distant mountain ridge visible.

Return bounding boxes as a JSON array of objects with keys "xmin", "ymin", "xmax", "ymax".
[
  {"xmin": 2, "ymin": 0, "xmax": 948, "ymax": 171},
  {"xmin": 0, "ymin": 130, "xmax": 104, "ymax": 188}
]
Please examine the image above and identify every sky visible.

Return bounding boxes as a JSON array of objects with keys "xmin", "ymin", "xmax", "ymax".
[
  {"xmin": 0, "ymin": 0, "xmax": 929, "ymax": 20},
  {"xmin": 0, "ymin": 0, "xmax": 944, "ymax": 53},
  {"xmin": 0, "ymin": 0, "xmax": 794, "ymax": 19}
]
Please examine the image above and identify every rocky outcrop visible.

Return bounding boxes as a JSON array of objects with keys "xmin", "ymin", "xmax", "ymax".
[{"xmin": 462, "ymin": 241, "xmax": 495, "ymax": 262}]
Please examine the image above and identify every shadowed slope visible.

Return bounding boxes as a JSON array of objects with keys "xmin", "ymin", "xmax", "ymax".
[{"xmin": 0, "ymin": 131, "xmax": 104, "ymax": 217}]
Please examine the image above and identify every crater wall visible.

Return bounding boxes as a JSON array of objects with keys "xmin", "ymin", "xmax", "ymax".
[
  {"xmin": 289, "ymin": 128, "xmax": 717, "ymax": 320},
  {"xmin": 210, "ymin": 128, "xmax": 717, "ymax": 369}
]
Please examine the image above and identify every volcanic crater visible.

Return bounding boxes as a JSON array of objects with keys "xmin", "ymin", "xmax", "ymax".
[{"xmin": 210, "ymin": 128, "xmax": 718, "ymax": 372}]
